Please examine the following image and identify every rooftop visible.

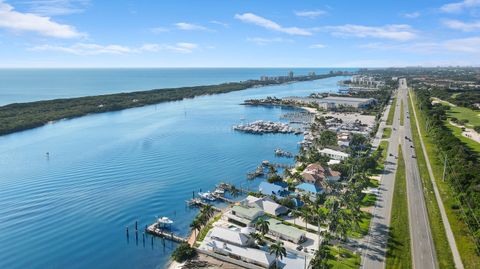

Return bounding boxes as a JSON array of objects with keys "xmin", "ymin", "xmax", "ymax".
[
  {"xmin": 319, "ymin": 148, "xmax": 350, "ymax": 157},
  {"xmin": 208, "ymin": 226, "xmax": 252, "ymax": 246},
  {"xmin": 266, "ymin": 218, "xmax": 306, "ymax": 241},
  {"xmin": 231, "ymin": 205, "xmax": 263, "ymax": 220},
  {"xmin": 296, "ymin": 183, "xmax": 323, "ymax": 193}
]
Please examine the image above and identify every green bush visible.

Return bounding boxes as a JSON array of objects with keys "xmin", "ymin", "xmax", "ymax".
[{"xmin": 171, "ymin": 243, "xmax": 196, "ymax": 262}]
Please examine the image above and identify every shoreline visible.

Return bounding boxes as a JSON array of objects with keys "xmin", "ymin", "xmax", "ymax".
[{"xmin": 0, "ymin": 72, "xmax": 349, "ymax": 136}]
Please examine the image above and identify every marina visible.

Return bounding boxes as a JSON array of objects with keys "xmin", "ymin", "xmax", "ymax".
[
  {"xmin": 0, "ymin": 74, "xmax": 350, "ymax": 269},
  {"xmin": 233, "ymin": 120, "xmax": 303, "ymax": 135}
]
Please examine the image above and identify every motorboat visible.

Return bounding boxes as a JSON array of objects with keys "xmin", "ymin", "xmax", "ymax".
[
  {"xmin": 157, "ymin": 216, "xmax": 174, "ymax": 225},
  {"xmin": 198, "ymin": 191, "xmax": 216, "ymax": 201}
]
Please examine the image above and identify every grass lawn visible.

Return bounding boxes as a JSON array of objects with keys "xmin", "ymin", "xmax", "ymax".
[
  {"xmin": 361, "ymin": 193, "xmax": 377, "ymax": 207},
  {"xmin": 386, "ymin": 146, "xmax": 412, "ymax": 269},
  {"xmin": 382, "ymin": 127, "xmax": 392, "ymax": 139},
  {"xmin": 196, "ymin": 214, "xmax": 222, "ymax": 242},
  {"xmin": 408, "ymin": 93, "xmax": 455, "ymax": 268},
  {"xmin": 368, "ymin": 178, "xmax": 380, "ymax": 188},
  {"xmin": 445, "ymin": 123, "xmax": 480, "ymax": 153},
  {"xmin": 387, "ymin": 97, "xmax": 397, "ymax": 125},
  {"xmin": 400, "ymin": 100, "xmax": 404, "ymax": 126},
  {"xmin": 349, "ymin": 211, "xmax": 372, "ymax": 238},
  {"xmin": 410, "ymin": 92, "xmax": 479, "ymax": 268},
  {"xmin": 446, "ymin": 105, "xmax": 480, "ymax": 128},
  {"xmin": 326, "ymin": 245, "xmax": 361, "ymax": 269},
  {"xmin": 374, "ymin": 140, "xmax": 389, "ymax": 173}
]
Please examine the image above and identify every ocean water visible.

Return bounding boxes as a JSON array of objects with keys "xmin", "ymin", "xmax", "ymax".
[
  {"xmin": 0, "ymin": 68, "xmax": 353, "ymax": 105},
  {"xmin": 0, "ymin": 73, "xmax": 350, "ymax": 269}
]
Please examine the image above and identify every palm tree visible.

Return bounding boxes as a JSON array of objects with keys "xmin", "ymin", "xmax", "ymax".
[
  {"xmin": 313, "ymin": 207, "xmax": 327, "ymax": 245},
  {"xmin": 255, "ymin": 217, "xmax": 270, "ymax": 236},
  {"xmin": 269, "ymin": 241, "xmax": 287, "ymax": 269},
  {"xmin": 300, "ymin": 207, "xmax": 312, "ymax": 231},
  {"xmin": 200, "ymin": 205, "xmax": 215, "ymax": 222},
  {"xmin": 249, "ymin": 232, "xmax": 264, "ymax": 246},
  {"xmin": 190, "ymin": 218, "xmax": 202, "ymax": 241},
  {"xmin": 229, "ymin": 185, "xmax": 240, "ymax": 198}
]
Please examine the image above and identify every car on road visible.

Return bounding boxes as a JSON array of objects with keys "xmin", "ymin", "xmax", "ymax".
[{"xmin": 412, "ymin": 155, "xmax": 416, "ymax": 158}]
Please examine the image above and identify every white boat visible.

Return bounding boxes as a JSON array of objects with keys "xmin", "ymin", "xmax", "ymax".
[
  {"xmin": 213, "ymin": 188, "xmax": 225, "ymax": 195},
  {"xmin": 198, "ymin": 191, "xmax": 216, "ymax": 201},
  {"xmin": 157, "ymin": 216, "xmax": 174, "ymax": 225}
]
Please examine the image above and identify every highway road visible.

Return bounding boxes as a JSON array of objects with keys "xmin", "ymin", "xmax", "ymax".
[
  {"xmin": 361, "ymin": 82, "xmax": 401, "ymax": 269},
  {"xmin": 399, "ymin": 78, "xmax": 438, "ymax": 269}
]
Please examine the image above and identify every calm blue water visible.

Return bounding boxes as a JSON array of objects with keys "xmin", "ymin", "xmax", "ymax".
[
  {"xmin": 0, "ymin": 68, "xmax": 352, "ymax": 105},
  {"xmin": 0, "ymin": 73, "xmax": 350, "ymax": 269}
]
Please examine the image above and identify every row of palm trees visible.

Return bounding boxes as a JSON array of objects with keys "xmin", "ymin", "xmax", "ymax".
[{"xmin": 190, "ymin": 204, "xmax": 216, "ymax": 241}]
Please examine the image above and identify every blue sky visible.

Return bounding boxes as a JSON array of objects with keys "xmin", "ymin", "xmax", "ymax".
[{"xmin": 1, "ymin": 0, "xmax": 480, "ymax": 67}]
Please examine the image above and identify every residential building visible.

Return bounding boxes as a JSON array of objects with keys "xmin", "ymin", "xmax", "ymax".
[
  {"xmin": 202, "ymin": 236, "xmax": 275, "ymax": 268},
  {"xmin": 319, "ymin": 148, "xmax": 350, "ymax": 160},
  {"xmin": 266, "ymin": 218, "xmax": 306, "ymax": 244},
  {"xmin": 208, "ymin": 226, "xmax": 255, "ymax": 247},
  {"xmin": 300, "ymin": 163, "xmax": 341, "ymax": 188},
  {"xmin": 258, "ymin": 181, "xmax": 287, "ymax": 197},
  {"xmin": 244, "ymin": 196, "xmax": 288, "ymax": 216},
  {"xmin": 226, "ymin": 205, "xmax": 264, "ymax": 227}
]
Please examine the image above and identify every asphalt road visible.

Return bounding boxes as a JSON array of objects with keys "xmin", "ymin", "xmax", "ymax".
[
  {"xmin": 361, "ymin": 84, "xmax": 401, "ymax": 269},
  {"xmin": 399, "ymin": 78, "xmax": 438, "ymax": 269}
]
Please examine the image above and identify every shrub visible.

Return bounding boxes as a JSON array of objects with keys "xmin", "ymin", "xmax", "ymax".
[{"xmin": 171, "ymin": 243, "xmax": 196, "ymax": 262}]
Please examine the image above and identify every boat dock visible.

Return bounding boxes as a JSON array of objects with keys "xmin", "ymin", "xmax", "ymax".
[
  {"xmin": 145, "ymin": 224, "xmax": 187, "ymax": 243},
  {"xmin": 185, "ymin": 198, "xmax": 223, "ymax": 210}
]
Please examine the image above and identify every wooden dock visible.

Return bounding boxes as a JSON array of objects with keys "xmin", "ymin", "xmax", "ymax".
[
  {"xmin": 145, "ymin": 224, "xmax": 188, "ymax": 243},
  {"xmin": 186, "ymin": 198, "xmax": 223, "ymax": 210}
]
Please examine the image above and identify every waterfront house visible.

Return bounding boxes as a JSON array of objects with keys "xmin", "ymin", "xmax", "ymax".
[
  {"xmin": 203, "ymin": 237, "xmax": 275, "ymax": 268},
  {"xmin": 266, "ymin": 218, "xmax": 306, "ymax": 244},
  {"xmin": 226, "ymin": 205, "xmax": 264, "ymax": 227},
  {"xmin": 244, "ymin": 195, "xmax": 288, "ymax": 216},
  {"xmin": 208, "ymin": 226, "xmax": 255, "ymax": 247},
  {"xmin": 258, "ymin": 181, "xmax": 287, "ymax": 197},
  {"xmin": 300, "ymin": 163, "xmax": 341, "ymax": 188},
  {"xmin": 319, "ymin": 148, "xmax": 350, "ymax": 160}
]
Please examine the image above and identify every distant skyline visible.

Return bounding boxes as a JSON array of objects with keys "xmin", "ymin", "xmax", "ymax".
[{"xmin": 1, "ymin": 0, "xmax": 480, "ymax": 67}]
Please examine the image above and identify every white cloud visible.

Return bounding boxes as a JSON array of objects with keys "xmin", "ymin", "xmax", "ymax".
[
  {"xmin": 309, "ymin": 44, "xmax": 326, "ymax": 49},
  {"xmin": 443, "ymin": 37, "xmax": 480, "ymax": 52},
  {"xmin": 294, "ymin": 10, "xmax": 327, "ymax": 19},
  {"xmin": 210, "ymin": 20, "xmax": 229, "ymax": 28},
  {"xmin": 174, "ymin": 22, "xmax": 209, "ymax": 31},
  {"xmin": 29, "ymin": 42, "xmax": 200, "ymax": 55},
  {"xmin": 246, "ymin": 37, "xmax": 293, "ymax": 45},
  {"xmin": 402, "ymin": 11, "xmax": 420, "ymax": 18},
  {"xmin": 22, "ymin": 0, "xmax": 90, "ymax": 16},
  {"xmin": 440, "ymin": 0, "xmax": 480, "ymax": 13},
  {"xmin": 360, "ymin": 37, "xmax": 480, "ymax": 54},
  {"xmin": 323, "ymin": 24, "xmax": 416, "ymax": 41},
  {"xmin": 150, "ymin": 27, "xmax": 169, "ymax": 34},
  {"xmin": 234, "ymin": 13, "xmax": 312, "ymax": 36},
  {"xmin": 165, "ymin": 42, "xmax": 198, "ymax": 53},
  {"xmin": 30, "ymin": 43, "xmax": 134, "ymax": 55},
  {"xmin": 443, "ymin": 19, "xmax": 480, "ymax": 31},
  {"xmin": 0, "ymin": 0, "xmax": 84, "ymax": 38}
]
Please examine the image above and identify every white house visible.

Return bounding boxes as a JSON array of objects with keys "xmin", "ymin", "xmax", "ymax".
[{"xmin": 319, "ymin": 148, "xmax": 350, "ymax": 160}]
